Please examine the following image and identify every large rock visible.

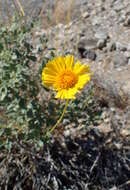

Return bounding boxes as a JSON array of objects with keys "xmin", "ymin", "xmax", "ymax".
[
  {"xmin": 95, "ymin": 30, "xmax": 108, "ymax": 40},
  {"xmin": 78, "ymin": 38, "xmax": 97, "ymax": 59},
  {"xmin": 91, "ymin": 61, "xmax": 130, "ymax": 109},
  {"xmin": 113, "ymin": 52, "xmax": 128, "ymax": 68}
]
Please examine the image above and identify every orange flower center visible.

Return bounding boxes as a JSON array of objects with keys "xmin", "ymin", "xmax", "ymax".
[{"xmin": 56, "ymin": 70, "xmax": 78, "ymax": 89}]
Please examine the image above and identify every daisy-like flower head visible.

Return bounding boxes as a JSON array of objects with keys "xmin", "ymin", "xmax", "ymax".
[{"xmin": 42, "ymin": 55, "xmax": 91, "ymax": 99}]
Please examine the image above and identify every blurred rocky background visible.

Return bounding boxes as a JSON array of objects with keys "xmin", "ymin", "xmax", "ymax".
[{"xmin": 0, "ymin": 0, "xmax": 130, "ymax": 190}]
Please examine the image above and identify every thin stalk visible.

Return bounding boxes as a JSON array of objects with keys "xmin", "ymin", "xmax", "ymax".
[
  {"xmin": 63, "ymin": 0, "xmax": 74, "ymax": 51},
  {"xmin": 5, "ymin": 0, "xmax": 11, "ymax": 24},
  {"xmin": 49, "ymin": 99, "xmax": 69, "ymax": 134},
  {"xmin": 15, "ymin": 0, "xmax": 25, "ymax": 17},
  {"xmin": 55, "ymin": 0, "xmax": 60, "ymax": 51}
]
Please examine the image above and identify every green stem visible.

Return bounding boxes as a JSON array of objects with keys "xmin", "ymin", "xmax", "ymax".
[{"xmin": 49, "ymin": 99, "xmax": 69, "ymax": 134}]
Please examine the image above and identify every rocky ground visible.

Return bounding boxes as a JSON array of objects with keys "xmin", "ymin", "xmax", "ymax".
[
  {"xmin": 0, "ymin": 130, "xmax": 129, "ymax": 190},
  {"xmin": 0, "ymin": 0, "xmax": 130, "ymax": 190},
  {"xmin": 33, "ymin": 0, "xmax": 130, "ymax": 134}
]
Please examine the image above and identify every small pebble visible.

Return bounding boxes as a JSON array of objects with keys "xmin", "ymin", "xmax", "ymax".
[
  {"xmin": 107, "ymin": 42, "xmax": 116, "ymax": 51},
  {"xmin": 116, "ymin": 42, "xmax": 127, "ymax": 51},
  {"xmin": 97, "ymin": 39, "xmax": 106, "ymax": 49},
  {"xmin": 124, "ymin": 16, "xmax": 130, "ymax": 26}
]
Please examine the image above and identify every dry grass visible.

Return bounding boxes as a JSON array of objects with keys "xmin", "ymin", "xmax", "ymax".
[{"xmin": 0, "ymin": 0, "xmax": 80, "ymax": 52}]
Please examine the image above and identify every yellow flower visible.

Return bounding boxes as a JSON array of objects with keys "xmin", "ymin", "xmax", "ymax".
[{"xmin": 42, "ymin": 55, "xmax": 91, "ymax": 99}]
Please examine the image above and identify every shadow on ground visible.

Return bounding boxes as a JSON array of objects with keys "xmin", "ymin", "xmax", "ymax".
[{"xmin": 0, "ymin": 129, "xmax": 129, "ymax": 190}]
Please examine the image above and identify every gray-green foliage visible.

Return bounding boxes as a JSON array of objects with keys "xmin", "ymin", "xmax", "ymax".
[{"xmin": 0, "ymin": 19, "xmax": 49, "ymax": 147}]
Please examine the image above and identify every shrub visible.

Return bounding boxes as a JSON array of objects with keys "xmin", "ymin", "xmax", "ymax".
[{"xmin": 0, "ymin": 18, "xmax": 53, "ymax": 148}]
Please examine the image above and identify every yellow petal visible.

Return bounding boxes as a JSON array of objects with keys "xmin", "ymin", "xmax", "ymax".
[
  {"xmin": 64, "ymin": 55, "xmax": 74, "ymax": 69},
  {"xmin": 74, "ymin": 61, "xmax": 90, "ymax": 75},
  {"xmin": 54, "ymin": 56, "xmax": 66, "ymax": 71},
  {"xmin": 76, "ymin": 74, "xmax": 91, "ymax": 89}
]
